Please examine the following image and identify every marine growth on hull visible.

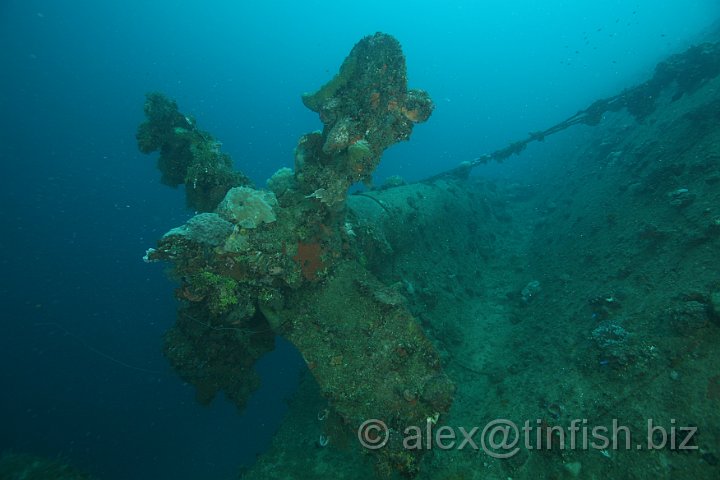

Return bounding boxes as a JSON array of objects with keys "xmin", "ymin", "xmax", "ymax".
[{"xmin": 137, "ymin": 33, "xmax": 720, "ymax": 479}]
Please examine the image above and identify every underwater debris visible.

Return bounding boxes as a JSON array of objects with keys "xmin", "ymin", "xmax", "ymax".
[
  {"xmin": 163, "ymin": 306, "xmax": 275, "ymax": 409},
  {"xmin": 297, "ymin": 32, "xmax": 433, "ymax": 208},
  {"xmin": 140, "ymin": 32, "xmax": 451, "ymax": 478},
  {"xmin": 136, "ymin": 92, "xmax": 251, "ymax": 211}
]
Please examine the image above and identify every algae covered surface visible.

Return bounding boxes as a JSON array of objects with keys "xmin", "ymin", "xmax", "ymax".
[
  {"xmin": 140, "ymin": 33, "xmax": 452, "ymax": 476},
  {"xmin": 242, "ymin": 43, "xmax": 720, "ymax": 479},
  {"xmin": 138, "ymin": 34, "xmax": 720, "ymax": 480}
]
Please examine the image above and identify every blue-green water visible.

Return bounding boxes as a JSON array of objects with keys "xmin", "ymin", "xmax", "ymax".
[{"xmin": 1, "ymin": 1, "xmax": 719, "ymax": 479}]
